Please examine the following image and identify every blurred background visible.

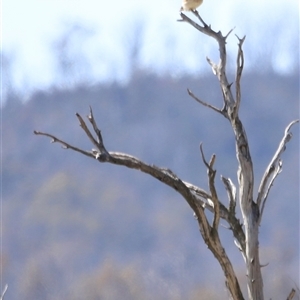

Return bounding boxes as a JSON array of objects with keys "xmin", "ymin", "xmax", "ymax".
[{"xmin": 2, "ymin": 0, "xmax": 299, "ymax": 299}]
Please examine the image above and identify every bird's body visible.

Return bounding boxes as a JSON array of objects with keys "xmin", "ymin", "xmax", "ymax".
[{"xmin": 180, "ymin": 0, "xmax": 203, "ymax": 11}]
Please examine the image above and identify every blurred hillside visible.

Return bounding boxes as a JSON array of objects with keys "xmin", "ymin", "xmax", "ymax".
[{"xmin": 2, "ymin": 70, "xmax": 299, "ymax": 299}]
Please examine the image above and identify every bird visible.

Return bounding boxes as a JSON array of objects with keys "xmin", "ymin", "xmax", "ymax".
[{"xmin": 180, "ymin": 0, "xmax": 203, "ymax": 11}]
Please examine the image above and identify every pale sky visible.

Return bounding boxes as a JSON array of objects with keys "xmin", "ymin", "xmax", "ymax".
[{"xmin": 1, "ymin": 0, "xmax": 299, "ymax": 98}]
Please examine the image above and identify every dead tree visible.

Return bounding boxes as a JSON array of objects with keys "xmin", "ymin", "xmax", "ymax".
[{"xmin": 34, "ymin": 11, "xmax": 298, "ymax": 300}]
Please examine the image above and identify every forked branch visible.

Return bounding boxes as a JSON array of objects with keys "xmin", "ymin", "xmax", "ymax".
[
  {"xmin": 179, "ymin": 12, "xmax": 245, "ymax": 123},
  {"xmin": 34, "ymin": 105, "xmax": 245, "ymax": 298},
  {"xmin": 257, "ymin": 119, "xmax": 299, "ymax": 224},
  {"xmin": 179, "ymin": 11, "xmax": 236, "ymax": 113},
  {"xmin": 200, "ymin": 144, "xmax": 220, "ymax": 230},
  {"xmin": 221, "ymin": 175, "xmax": 237, "ymax": 216}
]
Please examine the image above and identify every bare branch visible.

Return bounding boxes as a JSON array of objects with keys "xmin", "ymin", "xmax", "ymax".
[
  {"xmin": 178, "ymin": 12, "xmax": 209, "ymax": 34},
  {"xmin": 87, "ymin": 107, "xmax": 111, "ymax": 160},
  {"xmin": 199, "ymin": 143, "xmax": 210, "ymax": 169},
  {"xmin": 179, "ymin": 12, "xmax": 236, "ymax": 116},
  {"xmin": 257, "ymin": 119, "xmax": 299, "ymax": 210},
  {"xmin": 258, "ymin": 159, "xmax": 282, "ymax": 224},
  {"xmin": 221, "ymin": 175, "xmax": 245, "ymax": 255},
  {"xmin": 87, "ymin": 106, "xmax": 103, "ymax": 144},
  {"xmin": 192, "ymin": 9, "xmax": 208, "ymax": 27},
  {"xmin": 0, "ymin": 284, "xmax": 8, "ymax": 300},
  {"xmin": 235, "ymin": 35, "xmax": 246, "ymax": 117},
  {"xmin": 221, "ymin": 175, "xmax": 237, "ymax": 215},
  {"xmin": 260, "ymin": 262, "xmax": 269, "ymax": 268},
  {"xmin": 287, "ymin": 288, "xmax": 296, "ymax": 300},
  {"xmin": 206, "ymin": 56, "xmax": 218, "ymax": 75},
  {"xmin": 187, "ymin": 88, "xmax": 224, "ymax": 115},
  {"xmin": 33, "ymin": 131, "xmax": 95, "ymax": 158},
  {"xmin": 35, "ymin": 120, "xmax": 207, "ymax": 222},
  {"xmin": 35, "ymin": 109, "xmax": 244, "ymax": 298},
  {"xmin": 185, "ymin": 179, "xmax": 245, "ymax": 254},
  {"xmin": 234, "ymin": 239, "xmax": 243, "ymax": 252},
  {"xmin": 76, "ymin": 113, "xmax": 98, "ymax": 148},
  {"xmin": 199, "ymin": 144, "xmax": 220, "ymax": 230},
  {"xmin": 183, "ymin": 181, "xmax": 211, "ymax": 200},
  {"xmin": 224, "ymin": 27, "xmax": 235, "ymax": 40},
  {"xmin": 34, "ymin": 116, "xmax": 245, "ymax": 252}
]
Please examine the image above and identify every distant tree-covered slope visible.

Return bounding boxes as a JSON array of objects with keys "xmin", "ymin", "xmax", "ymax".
[{"xmin": 2, "ymin": 71, "xmax": 299, "ymax": 299}]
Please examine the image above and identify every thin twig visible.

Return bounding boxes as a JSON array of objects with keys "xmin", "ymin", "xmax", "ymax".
[
  {"xmin": 0, "ymin": 284, "xmax": 8, "ymax": 300},
  {"xmin": 199, "ymin": 143, "xmax": 210, "ymax": 170},
  {"xmin": 187, "ymin": 89, "xmax": 223, "ymax": 114},
  {"xmin": 76, "ymin": 113, "xmax": 100, "ymax": 150},
  {"xmin": 33, "ymin": 131, "xmax": 95, "ymax": 158},
  {"xmin": 87, "ymin": 106, "xmax": 103, "ymax": 144},
  {"xmin": 224, "ymin": 27, "xmax": 235, "ymax": 40},
  {"xmin": 287, "ymin": 288, "xmax": 296, "ymax": 300},
  {"xmin": 235, "ymin": 35, "xmax": 246, "ymax": 117},
  {"xmin": 199, "ymin": 144, "xmax": 220, "ymax": 229}
]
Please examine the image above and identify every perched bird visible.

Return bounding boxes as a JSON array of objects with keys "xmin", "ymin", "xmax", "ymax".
[{"xmin": 180, "ymin": 0, "xmax": 203, "ymax": 11}]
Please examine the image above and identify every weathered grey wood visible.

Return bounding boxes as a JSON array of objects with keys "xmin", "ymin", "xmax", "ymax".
[
  {"xmin": 0, "ymin": 284, "xmax": 8, "ymax": 300},
  {"xmin": 178, "ymin": 11, "xmax": 298, "ymax": 300}
]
